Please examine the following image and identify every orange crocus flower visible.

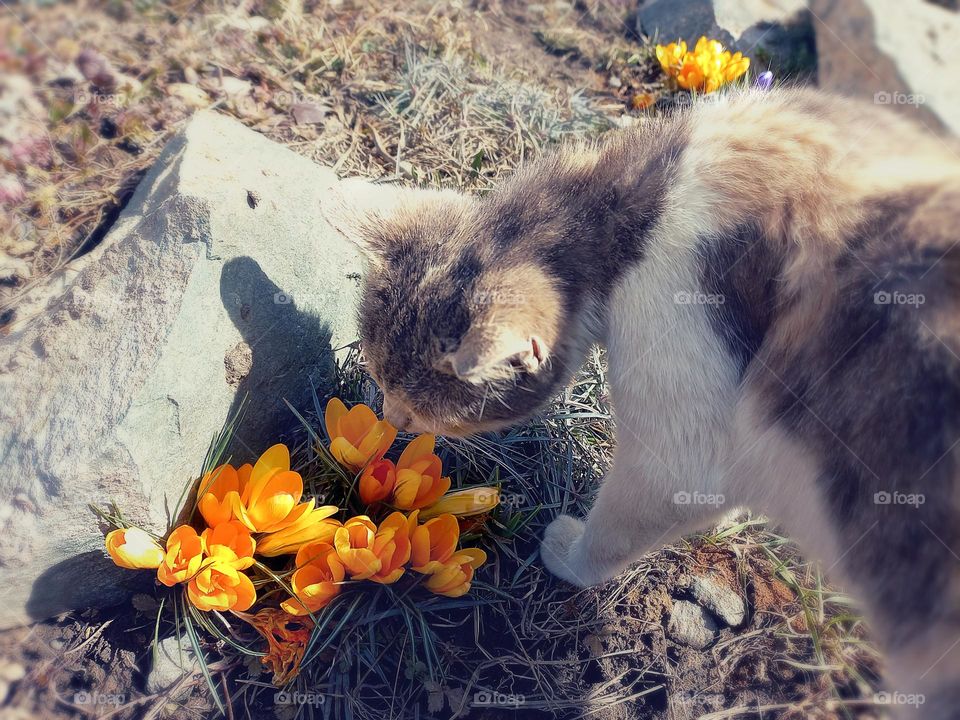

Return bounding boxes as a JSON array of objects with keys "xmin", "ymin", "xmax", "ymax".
[
  {"xmin": 197, "ymin": 463, "xmax": 244, "ymax": 528},
  {"xmin": 186, "ymin": 545, "xmax": 256, "ymax": 612},
  {"xmin": 655, "ymin": 40, "xmax": 687, "ymax": 74},
  {"xmin": 201, "ymin": 520, "xmax": 256, "ymax": 570},
  {"xmin": 358, "ymin": 458, "xmax": 396, "ymax": 504},
  {"xmin": 281, "ymin": 541, "xmax": 345, "ymax": 616},
  {"xmin": 324, "ymin": 398, "xmax": 397, "ymax": 471},
  {"xmin": 368, "ymin": 512, "xmax": 411, "ymax": 584},
  {"xmin": 230, "ymin": 444, "xmax": 306, "ymax": 533},
  {"xmin": 105, "ymin": 527, "xmax": 164, "ymax": 570},
  {"xmin": 391, "ymin": 435, "xmax": 451, "ymax": 510},
  {"xmin": 333, "ymin": 513, "xmax": 411, "ymax": 583},
  {"xmin": 407, "ymin": 511, "xmax": 459, "ymax": 573},
  {"xmin": 423, "ymin": 548, "xmax": 487, "ymax": 598},
  {"xmin": 333, "ymin": 516, "xmax": 380, "ymax": 579},
  {"xmin": 157, "ymin": 525, "xmax": 206, "ymax": 586}
]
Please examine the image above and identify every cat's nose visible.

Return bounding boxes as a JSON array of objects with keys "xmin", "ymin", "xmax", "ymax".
[
  {"xmin": 382, "ymin": 397, "xmax": 412, "ymax": 430},
  {"xmin": 386, "ymin": 411, "xmax": 412, "ymax": 431}
]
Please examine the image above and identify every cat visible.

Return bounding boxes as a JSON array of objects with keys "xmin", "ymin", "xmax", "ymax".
[{"xmin": 326, "ymin": 87, "xmax": 960, "ymax": 718}]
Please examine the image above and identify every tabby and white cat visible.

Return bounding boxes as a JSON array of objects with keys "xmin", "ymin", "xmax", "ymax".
[{"xmin": 328, "ymin": 87, "xmax": 960, "ymax": 718}]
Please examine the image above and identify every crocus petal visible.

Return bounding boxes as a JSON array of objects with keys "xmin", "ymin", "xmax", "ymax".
[
  {"xmin": 393, "ymin": 469, "xmax": 425, "ymax": 509},
  {"xmin": 251, "ymin": 444, "xmax": 290, "ymax": 486},
  {"xmin": 243, "ymin": 444, "xmax": 291, "ymax": 508},
  {"xmin": 246, "ymin": 470, "xmax": 304, "ymax": 532},
  {"xmin": 333, "ymin": 517, "xmax": 381, "ymax": 579},
  {"xmin": 324, "ymin": 397, "xmax": 348, "ymax": 440},
  {"xmin": 237, "ymin": 464, "xmax": 253, "ymax": 492},
  {"xmin": 330, "ymin": 436, "xmax": 366, "ymax": 468},
  {"xmin": 754, "ymin": 70, "xmax": 774, "ymax": 91},
  {"xmin": 198, "ymin": 464, "xmax": 240, "ymax": 527},
  {"xmin": 340, "ymin": 404, "xmax": 380, "ymax": 445},
  {"xmin": 359, "ymin": 459, "xmax": 396, "ymax": 504},
  {"xmin": 453, "ymin": 547, "xmax": 488, "ymax": 569},
  {"xmin": 410, "ymin": 514, "xmax": 459, "ymax": 572},
  {"xmin": 231, "ymin": 571, "xmax": 257, "ymax": 611},
  {"xmin": 397, "ymin": 434, "xmax": 436, "ymax": 468},
  {"xmin": 201, "ymin": 521, "xmax": 256, "ymax": 570},
  {"xmin": 157, "ymin": 525, "xmax": 205, "ymax": 586},
  {"xmin": 256, "ymin": 504, "xmax": 342, "ymax": 557}
]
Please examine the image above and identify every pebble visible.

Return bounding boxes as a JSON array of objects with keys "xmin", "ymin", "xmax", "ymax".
[
  {"xmin": 147, "ymin": 634, "xmax": 200, "ymax": 693},
  {"xmin": 667, "ymin": 600, "xmax": 719, "ymax": 650},
  {"xmin": 691, "ymin": 574, "xmax": 747, "ymax": 628}
]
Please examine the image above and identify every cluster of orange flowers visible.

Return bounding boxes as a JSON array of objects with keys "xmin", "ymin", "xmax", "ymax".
[
  {"xmin": 656, "ymin": 36, "xmax": 750, "ymax": 93},
  {"xmin": 105, "ymin": 398, "xmax": 498, "ymax": 620}
]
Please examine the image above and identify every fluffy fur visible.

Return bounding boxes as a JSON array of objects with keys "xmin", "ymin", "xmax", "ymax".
[{"xmin": 334, "ymin": 87, "xmax": 960, "ymax": 718}]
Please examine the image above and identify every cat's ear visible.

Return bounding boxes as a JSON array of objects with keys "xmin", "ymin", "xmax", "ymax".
[
  {"xmin": 439, "ymin": 327, "xmax": 550, "ymax": 384},
  {"xmin": 321, "ymin": 177, "xmax": 465, "ymax": 264}
]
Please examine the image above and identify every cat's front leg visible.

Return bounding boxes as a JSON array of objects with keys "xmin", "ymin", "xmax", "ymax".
[{"xmin": 541, "ymin": 456, "xmax": 728, "ymax": 587}]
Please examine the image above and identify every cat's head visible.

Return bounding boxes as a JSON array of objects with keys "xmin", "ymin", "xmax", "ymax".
[{"xmin": 325, "ymin": 179, "xmax": 576, "ymax": 437}]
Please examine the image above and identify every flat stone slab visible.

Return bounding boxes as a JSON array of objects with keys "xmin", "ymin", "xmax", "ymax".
[{"xmin": 0, "ymin": 111, "xmax": 372, "ymax": 627}]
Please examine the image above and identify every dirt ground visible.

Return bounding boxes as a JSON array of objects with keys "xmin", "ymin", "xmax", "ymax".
[{"xmin": 1, "ymin": 2, "xmax": 886, "ymax": 719}]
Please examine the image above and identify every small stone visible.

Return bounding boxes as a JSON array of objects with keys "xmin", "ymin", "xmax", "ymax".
[
  {"xmin": 147, "ymin": 635, "xmax": 199, "ymax": 693},
  {"xmin": 291, "ymin": 100, "xmax": 328, "ymax": 125},
  {"xmin": 691, "ymin": 574, "xmax": 746, "ymax": 627},
  {"xmin": 608, "ymin": 75, "xmax": 622, "ymax": 89},
  {"xmin": 667, "ymin": 600, "xmax": 719, "ymax": 650},
  {"xmin": 224, "ymin": 341, "xmax": 253, "ymax": 386},
  {"xmin": 167, "ymin": 83, "xmax": 209, "ymax": 109},
  {"xmin": 219, "ymin": 76, "xmax": 253, "ymax": 98},
  {"xmin": 76, "ymin": 48, "xmax": 117, "ymax": 90}
]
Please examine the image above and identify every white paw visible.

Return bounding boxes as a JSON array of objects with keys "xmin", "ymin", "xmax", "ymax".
[{"xmin": 540, "ymin": 514, "xmax": 590, "ymax": 586}]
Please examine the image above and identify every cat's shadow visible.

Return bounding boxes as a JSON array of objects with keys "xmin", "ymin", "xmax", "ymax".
[{"xmin": 217, "ymin": 255, "xmax": 336, "ymax": 463}]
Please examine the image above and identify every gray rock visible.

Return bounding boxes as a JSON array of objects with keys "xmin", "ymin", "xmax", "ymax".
[
  {"xmin": 812, "ymin": 0, "xmax": 960, "ymax": 136},
  {"xmin": 636, "ymin": 0, "xmax": 815, "ymax": 79},
  {"xmin": 690, "ymin": 574, "xmax": 746, "ymax": 628},
  {"xmin": 667, "ymin": 600, "xmax": 719, "ymax": 650},
  {"xmin": 147, "ymin": 634, "xmax": 199, "ymax": 693},
  {"xmin": 0, "ymin": 110, "xmax": 384, "ymax": 628}
]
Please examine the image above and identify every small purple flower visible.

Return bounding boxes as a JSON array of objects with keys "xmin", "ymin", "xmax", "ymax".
[{"xmin": 754, "ymin": 71, "xmax": 774, "ymax": 91}]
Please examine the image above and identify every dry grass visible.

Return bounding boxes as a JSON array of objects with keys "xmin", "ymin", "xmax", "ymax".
[
  {"xmin": 0, "ymin": 1, "xmax": 885, "ymax": 719},
  {"xmin": 1, "ymin": 0, "xmax": 658, "ymax": 329}
]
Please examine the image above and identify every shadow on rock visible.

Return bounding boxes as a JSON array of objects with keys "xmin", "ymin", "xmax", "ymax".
[{"xmin": 218, "ymin": 255, "xmax": 336, "ymax": 461}]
